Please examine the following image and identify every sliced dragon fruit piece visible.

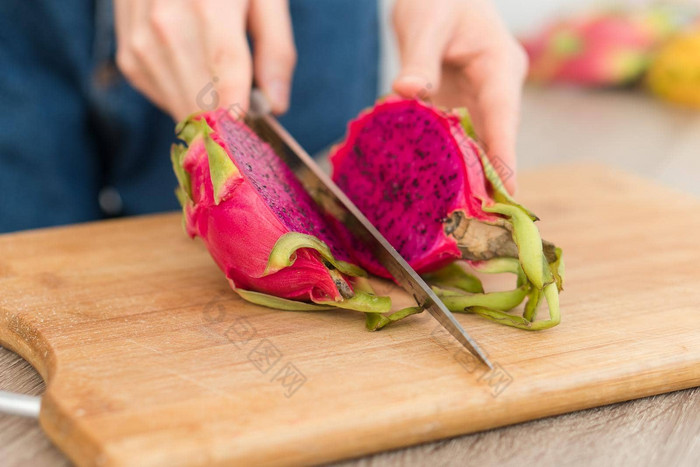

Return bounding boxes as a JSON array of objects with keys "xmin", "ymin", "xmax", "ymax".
[
  {"xmin": 330, "ymin": 98, "xmax": 563, "ymax": 330},
  {"xmin": 171, "ymin": 109, "xmax": 391, "ymax": 317}
]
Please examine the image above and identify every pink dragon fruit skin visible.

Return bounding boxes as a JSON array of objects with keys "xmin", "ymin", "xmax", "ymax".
[
  {"xmin": 523, "ymin": 10, "xmax": 674, "ymax": 85},
  {"xmin": 183, "ymin": 144, "xmax": 336, "ymax": 301},
  {"xmin": 330, "ymin": 98, "xmax": 499, "ymax": 277},
  {"xmin": 171, "ymin": 102, "xmax": 563, "ymax": 332},
  {"xmin": 171, "ymin": 109, "xmax": 390, "ymax": 312}
]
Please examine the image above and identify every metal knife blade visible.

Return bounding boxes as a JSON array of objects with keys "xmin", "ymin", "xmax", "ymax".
[{"xmin": 245, "ymin": 90, "xmax": 492, "ymax": 369}]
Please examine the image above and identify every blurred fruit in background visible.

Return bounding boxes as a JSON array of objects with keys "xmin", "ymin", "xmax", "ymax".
[
  {"xmin": 522, "ymin": 8, "xmax": 676, "ymax": 85},
  {"xmin": 646, "ymin": 28, "xmax": 700, "ymax": 107},
  {"xmin": 521, "ymin": 3, "xmax": 699, "ymax": 87}
]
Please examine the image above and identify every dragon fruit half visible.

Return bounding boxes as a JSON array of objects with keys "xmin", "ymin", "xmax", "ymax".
[
  {"xmin": 171, "ymin": 109, "xmax": 394, "ymax": 321},
  {"xmin": 330, "ymin": 98, "xmax": 563, "ymax": 330}
]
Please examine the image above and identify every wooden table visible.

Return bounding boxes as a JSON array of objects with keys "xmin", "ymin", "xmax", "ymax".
[
  {"xmin": 2, "ymin": 348, "xmax": 698, "ymax": 467},
  {"xmin": 2, "ymin": 87, "xmax": 700, "ymax": 466}
]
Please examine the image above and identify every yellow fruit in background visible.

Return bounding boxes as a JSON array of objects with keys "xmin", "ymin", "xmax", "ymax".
[{"xmin": 646, "ymin": 29, "xmax": 700, "ymax": 108}]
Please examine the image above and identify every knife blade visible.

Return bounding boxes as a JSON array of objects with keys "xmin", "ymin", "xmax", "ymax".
[{"xmin": 245, "ymin": 90, "xmax": 492, "ymax": 369}]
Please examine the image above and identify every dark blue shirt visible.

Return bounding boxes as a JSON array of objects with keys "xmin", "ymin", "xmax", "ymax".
[{"xmin": 0, "ymin": 0, "xmax": 379, "ymax": 232}]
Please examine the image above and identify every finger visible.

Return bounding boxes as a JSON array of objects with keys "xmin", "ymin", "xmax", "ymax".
[
  {"xmin": 114, "ymin": 0, "xmax": 164, "ymax": 107},
  {"xmin": 198, "ymin": 0, "xmax": 252, "ymax": 115},
  {"xmin": 392, "ymin": 2, "xmax": 452, "ymax": 98},
  {"xmin": 476, "ymin": 87, "xmax": 520, "ymax": 195},
  {"xmin": 465, "ymin": 53, "xmax": 526, "ymax": 194},
  {"xmin": 248, "ymin": 0, "xmax": 296, "ymax": 114},
  {"xmin": 148, "ymin": 0, "xmax": 212, "ymax": 120},
  {"xmin": 116, "ymin": 0, "xmax": 186, "ymax": 118},
  {"xmin": 113, "ymin": 0, "xmax": 133, "ymax": 40}
]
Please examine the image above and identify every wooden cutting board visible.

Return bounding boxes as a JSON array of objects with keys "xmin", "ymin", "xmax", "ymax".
[{"xmin": 1, "ymin": 163, "xmax": 698, "ymax": 466}]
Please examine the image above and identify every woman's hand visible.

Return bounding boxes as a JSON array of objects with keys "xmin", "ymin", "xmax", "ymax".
[
  {"xmin": 114, "ymin": 0, "xmax": 296, "ymax": 121},
  {"xmin": 392, "ymin": 0, "xmax": 527, "ymax": 193}
]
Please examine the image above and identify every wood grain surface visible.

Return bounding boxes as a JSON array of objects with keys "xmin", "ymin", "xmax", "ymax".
[
  {"xmin": 2, "ymin": 348, "xmax": 698, "ymax": 467},
  {"xmin": 1, "ymin": 164, "xmax": 699, "ymax": 466}
]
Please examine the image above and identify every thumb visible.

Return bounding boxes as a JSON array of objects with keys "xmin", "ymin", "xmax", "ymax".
[
  {"xmin": 392, "ymin": 6, "xmax": 449, "ymax": 98},
  {"xmin": 249, "ymin": 0, "xmax": 297, "ymax": 114}
]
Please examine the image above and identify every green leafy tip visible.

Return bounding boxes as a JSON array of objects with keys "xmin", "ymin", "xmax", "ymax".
[
  {"xmin": 265, "ymin": 232, "xmax": 367, "ymax": 278},
  {"xmin": 365, "ymin": 306, "xmax": 424, "ymax": 331},
  {"xmin": 422, "ymin": 262, "xmax": 484, "ymax": 293},
  {"xmin": 234, "ymin": 289, "xmax": 335, "ymax": 311},
  {"xmin": 482, "ymin": 202, "xmax": 552, "ymax": 290},
  {"xmin": 422, "ymin": 163, "xmax": 563, "ymax": 331},
  {"xmin": 234, "ymin": 287, "xmax": 391, "ymax": 314},
  {"xmin": 174, "ymin": 114, "xmax": 240, "ymax": 205},
  {"xmin": 170, "ymin": 143, "xmax": 192, "ymax": 200},
  {"xmin": 456, "ymin": 108, "xmax": 537, "ymax": 219},
  {"xmin": 204, "ymin": 134, "xmax": 239, "ymax": 204},
  {"xmin": 434, "ymin": 285, "xmax": 529, "ymax": 311},
  {"xmin": 316, "ymin": 290, "xmax": 391, "ymax": 313}
]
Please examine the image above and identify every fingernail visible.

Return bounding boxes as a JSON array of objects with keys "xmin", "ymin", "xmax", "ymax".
[
  {"xmin": 399, "ymin": 74, "xmax": 429, "ymax": 87},
  {"xmin": 267, "ymin": 80, "xmax": 290, "ymax": 113},
  {"xmin": 394, "ymin": 74, "xmax": 433, "ymax": 98}
]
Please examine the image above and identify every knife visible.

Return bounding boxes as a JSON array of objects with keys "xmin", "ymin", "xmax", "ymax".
[{"xmin": 245, "ymin": 90, "xmax": 492, "ymax": 369}]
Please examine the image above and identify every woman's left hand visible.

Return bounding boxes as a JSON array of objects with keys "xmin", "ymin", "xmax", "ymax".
[{"xmin": 392, "ymin": 0, "xmax": 528, "ymax": 194}]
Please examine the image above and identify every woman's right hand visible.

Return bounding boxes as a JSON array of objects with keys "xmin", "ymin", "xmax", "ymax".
[{"xmin": 114, "ymin": 0, "xmax": 297, "ymax": 121}]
